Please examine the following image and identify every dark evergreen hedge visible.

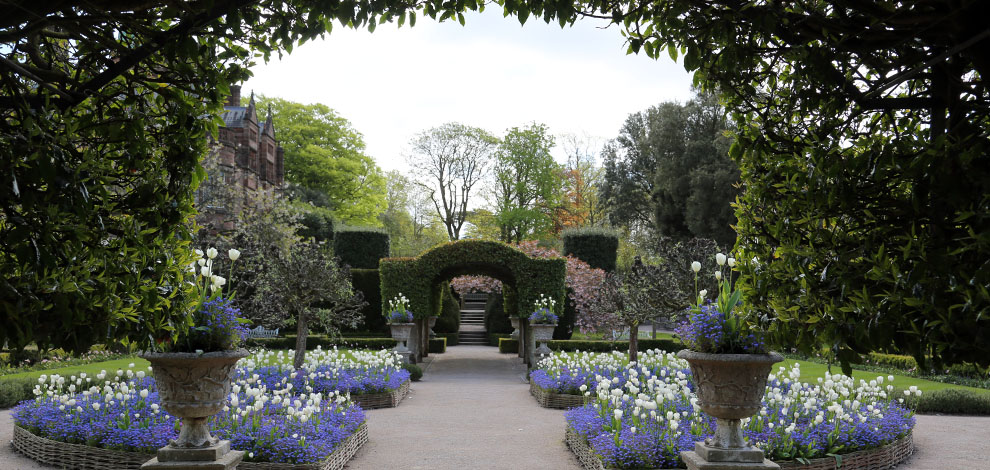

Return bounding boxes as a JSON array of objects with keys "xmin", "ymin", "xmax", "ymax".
[
  {"xmin": 350, "ymin": 268, "xmax": 386, "ymax": 335},
  {"xmin": 497, "ymin": 338, "xmax": 684, "ymax": 355},
  {"xmin": 333, "ymin": 227, "xmax": 389, "ymax": 269},
  {"xmin": 437, "ymin": 332, "xmax": 459, "ymax": 346},
  {"xmin": 484, "ymin": 294, "xmax": 513, "ymax": 336},
  {"xmin": 562, "ymin": 227, "xmax": 619, "ymax": 272}
]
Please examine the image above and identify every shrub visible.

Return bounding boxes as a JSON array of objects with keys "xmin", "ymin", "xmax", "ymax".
[
  {"xmin": 333, "ymin": 227, "xmax": 390, "ymax": 269},
  {"xmin": 428, "ymin": 338, "xmax": 446, "ymax": 354},
  {"xmin": 867, "ymin": 353, "xmax": 918, "ymax": 371},
  {"xmin": 403, "ymin": 363, "xmax": 424, "ymax": 382},
  {"xmin": 562, "ymin": 227, "xmax": 619, "ymax": 272},
  {"xmin": 902, "ymin": 389, "xmax": 990, "ymax": 416},
  {"xmin": 349, "ymin": 269, "xmax": 386, "ymax": 335},
  {"xmin": 434, "ymin": 283, "xmax": 460, "ymax": 334},
  {"xmin": 485, "ymin": 293, "xmax": 513, "ymax": 336},
  {"xmin": 499, "ymin": 338, "xmax": 519, "ymax": 354},
  {"xmin": 489, "ymin": 333, "xmax": 511, "ymax": 346},
  {"xmin": 437, "ymin": 333, "xmax": 459, "ymax": 346},
  {"xmin": 0, "ymin": 377, "xmax": 36, "ymax": 409},
  {"xmin": 296, "ymin": 205, "xmax": 336, "ymax": 242}
]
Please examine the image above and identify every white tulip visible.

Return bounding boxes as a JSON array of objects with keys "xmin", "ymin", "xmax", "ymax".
[
  {"xmin": 691, "ymin": 261, "xmax": 701, "ymax": 273},
  {"xmin": 206, "ymin": 247, "xmax": 218, "ymax": 259},
  {"xmin": 716, "ymin": 253, "xmax": 727, "ymax": 265},
  {"xmin": 200, "ymin": 266, "xmax": 211, "ymax": 277},
  {"xmin": 194, "ymin": 249, "xmax": 204, "ymax": 257},
  {"xmin": 198, "ymin": 258, "xmax": 207, "ymax": 267},
  {"xmin": 727, "ymin": 257, "xmax": 736, "ymax": 267},
  {"xmin": 228, "ymin": 248, "xmax": 241, "ymax": 261},
  {"xmin": 699, "ymin": 289, "xmax": 708, "ymax": 299},
  {"xmin": 714, "ymin": 270, "xmax": 722, "ymax": 280}
]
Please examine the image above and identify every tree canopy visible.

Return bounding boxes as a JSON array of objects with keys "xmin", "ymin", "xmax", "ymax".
[
  {"xmin": 601, "ymin": 90, "xmax": 737, "ymax": 246},
  {"xmin": 255, "ymin": 96, "xmax": 385, "ymax": 226},
  {"xmin": 489, "ymin": 123, "xmax": 562, "ymax": 243}
]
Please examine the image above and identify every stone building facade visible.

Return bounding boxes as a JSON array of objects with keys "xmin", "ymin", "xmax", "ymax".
[{"xmin": 196, "ymin": 86, "xmax": 284, "ymax": 229}]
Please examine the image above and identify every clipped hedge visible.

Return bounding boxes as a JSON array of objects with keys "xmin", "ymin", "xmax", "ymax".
[
  {"xmin": 244, "ymin": 336, "xmax": 447, "ymax": 354},
  {"xmin": 334, "ymin": 227, "xmax": 390, "ymax": 269},
  {"xmin": 0, "ymin": 376, "xmax": 36, "ymax": 409},
  {"xmin": 562, "ymin": 227, "xmax": 619, "ymax": 272},
  {"xmin": 902, "ymin": 388, "xmax": 990, "ymax": 416},
  {"xmin": 437, "ymin": 332, "xmax": 459, "ymax": 346},
  {"xmin": 499, "ymin": 337, "xmax": 518, "ymax": 354},
  {"xmin": 350, "ymin": 268, "xmax": 386, "ymax": 335},
  {"xmin": 498, "ymin": 338, "xmax": 684, "ymax": 355},
  {"xmin": 489, "ymin": 333, "xmax": 511, "ymax": 346},
  {"xmin": 380, "ymin": 240, "xmax": 567, "ymax": 321}
]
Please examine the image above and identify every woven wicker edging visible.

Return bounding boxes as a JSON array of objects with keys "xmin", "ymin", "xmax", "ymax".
[
  {"xmin": 351, "ymin": 380, "xmax": 410, "ymax": 409},
  {"xmin": 530, "ymin": 381, "xmax": 591, "ymax": 409},
  {"xmin": 12, "ymin": 422, "xmax": 368, "ymax": 470},
  {"xmin": 566, "ymin": 426, "xmax": 914, "ymax": 470}
]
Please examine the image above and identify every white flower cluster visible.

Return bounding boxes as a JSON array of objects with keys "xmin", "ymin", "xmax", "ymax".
[
  {"xmin": 533, "ymin": 293, "xmax": 557, "ymax": 313},
  {"xmin": 190, "ymin": 247, "xmax": 240, "ymax": 293},
  {"xmin": 387, "ymin": 294, "xmax": 410, "ymax": 313}
]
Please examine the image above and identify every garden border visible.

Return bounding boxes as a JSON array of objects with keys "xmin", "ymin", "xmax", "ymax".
[
  {"xmin": 351, "ymin": 380, "xmax": 410, "ymax": 409},
  {"xmin": 529, "ymin": 382, "xmax": 590, "ymax": 409},
  {"xmin": 12, "ymin": 422, "xmax": 369, "ymax": 470},
  {"xmin": 565, "ymin": 427, "xmax": 914, "ymax": 470}
]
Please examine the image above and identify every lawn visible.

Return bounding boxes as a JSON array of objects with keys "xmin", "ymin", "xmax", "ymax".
[
  {"xmin": 778, "ymin": 357, "xmax": 990, "ymax": 395},
  {"xmin": 2, "ymin": 357, "xmax": 150, "ymax": 381}
]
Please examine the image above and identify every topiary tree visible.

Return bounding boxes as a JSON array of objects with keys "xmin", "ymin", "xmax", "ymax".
[
  {"xmin": 563, "ymin": 227, "xmax": 619, "ymax": 272},
  {"xmin": 333, "ymin": 227, "xmax": 390, "ymax": 269}
]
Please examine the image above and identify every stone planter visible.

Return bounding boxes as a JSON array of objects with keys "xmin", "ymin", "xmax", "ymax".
[
  {"xmin": 428, "ymin": 316, "xmax": 438, "ymax": 338},
  {"xmin": 509, "ymin": 317, "xmax": 520, "ymax": 339},
  {"xmin": 389, "ymin": 322, "xmax": 415, "ymax": 363},
  {"xmin": 531, "ymin": 323, "xmax": 556, "ymax": 357},
  {"xmin": 140, "ymin": 349, "xmax": 248, "ymax": 469},
  {"xmin": 677, "ymin": 349, "xmax": 783, "ymax": 470}
]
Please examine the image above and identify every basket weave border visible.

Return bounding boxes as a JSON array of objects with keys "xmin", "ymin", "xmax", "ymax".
[
  {"xmin": 566, "ymin": 426, "xmax": 914, "ymax": 470},
  {"xmin": 351, "ymin": 380, "xmax": 410, "ymax": 410},
  {"xmin": 529, "ymin": 381, "xmax": 591, "ymax": 409},
  {"xmin": 12, "ymin": 422, "xmax": 368, "ymax": 470}
]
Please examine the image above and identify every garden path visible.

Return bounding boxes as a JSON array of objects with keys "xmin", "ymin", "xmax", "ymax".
[{"xmin": 1, "ymin": 347, "xmax": 988, "ymax": 469}]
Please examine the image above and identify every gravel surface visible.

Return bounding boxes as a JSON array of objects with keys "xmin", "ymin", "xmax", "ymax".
[{"xmin": 1, "ymin": 346, "xmax": 988, "ymax": 469}]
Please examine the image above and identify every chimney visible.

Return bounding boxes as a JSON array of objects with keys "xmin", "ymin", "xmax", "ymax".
[{"xmin": 226, "ymin": 85, "xmax": 241, "ymax": 107}]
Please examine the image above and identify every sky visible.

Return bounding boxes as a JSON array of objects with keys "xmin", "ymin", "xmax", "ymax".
[{"xmin": 243, "ymin": 7, "xmax": 695, "ymax": 173}]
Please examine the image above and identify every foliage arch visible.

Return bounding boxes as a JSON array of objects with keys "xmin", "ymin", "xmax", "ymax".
[{"xmin": 380, "ymin": 240, "xmax": 566, "ymax": 321}]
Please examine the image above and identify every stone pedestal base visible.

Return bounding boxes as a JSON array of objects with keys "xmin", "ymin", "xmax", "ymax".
[
  {"xmin": 681, "ymin": 451, "xmax": 779, "ymax": 470},
  {"xmin": 694, "ymin": 442, "xmax": 766, "ymax": 463},
  {"xmin": 397, "ymin": 350, "xmax": 411, "ymax": 364},
  {"xmin": 141, "ymin": 440, "xmax": 243, "ymax": 470}
]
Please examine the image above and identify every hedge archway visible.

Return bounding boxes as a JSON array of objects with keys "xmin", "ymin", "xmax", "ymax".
[{"xmin": 380, "ymin": 240, "xmax": 567, "ymax": 364}]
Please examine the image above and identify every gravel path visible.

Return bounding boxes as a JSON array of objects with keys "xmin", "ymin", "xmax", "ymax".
[{"xmin": 2, "ymin": 346, "xmax": 989, "ymax": 469}]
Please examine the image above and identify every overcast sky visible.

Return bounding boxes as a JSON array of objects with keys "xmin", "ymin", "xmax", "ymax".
[{"xmin": 243, "ymin": 8, "xmax": 694, "ymax": 173}]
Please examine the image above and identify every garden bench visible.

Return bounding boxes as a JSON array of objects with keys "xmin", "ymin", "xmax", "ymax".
[{"xmin": 246, "ymin": 326, "xmax": 279, "ymax": 339}]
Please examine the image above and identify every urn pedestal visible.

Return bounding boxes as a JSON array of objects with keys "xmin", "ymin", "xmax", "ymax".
[
  {"xmin": 428, "ymin": 316, "xmax": 438, "ymax": 338},
  {"xmin": 140, "ymin": 349, "xmax": 248, "ymax": 470},
  {"xmin": 509, "ymin": 317, "xmax": 520, "ymax": 340},
  {"xmin": 677, "ymin": 349, "xmax": 783, "ymax": 470},
  {"xmin": 390, "ymin": 323, "xmax": 415, "ymax": 364},
  {"xmin": 531, "ymin": 324, "xmax": 556, "ymax": 358}
]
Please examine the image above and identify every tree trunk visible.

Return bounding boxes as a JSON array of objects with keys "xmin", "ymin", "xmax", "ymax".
[
  {"xmin": 293, "ymin": 312, "xmax": 308, "ymax": 369},
  {"xmin": 629, "ymin": 323, "xmax": 639, "ymax": 363},
  {"xmin": 421, "ymin": 318, "xmax": 430, "ymax": 358}
]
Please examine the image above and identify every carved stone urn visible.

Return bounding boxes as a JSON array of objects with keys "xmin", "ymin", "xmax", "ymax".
[
  {"xmin": 530, "ymin": 323, "xmax": 556, "ymax": 357},
  {"xmin": 677, "ymin": 349, "xmax": 783, "ymax": 469},
  {"xmin": 141, "ymin": 349, "xmax": 248, "ymax": 469},
  {"xmin": 509, "ymin": 317, "xmax": 520, "ymax": 339},
  {"xmin": 389, "ymin": 323, "xmax": 415, "ymax": 363}
]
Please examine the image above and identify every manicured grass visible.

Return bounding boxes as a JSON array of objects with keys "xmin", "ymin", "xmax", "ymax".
[
  {"xmin": 1, "ymin": 357, "xmax": 150, "ymax": 381},
  {"xmin": 778, "ymin": 357, "xmax": 990, "ymax": 395}
]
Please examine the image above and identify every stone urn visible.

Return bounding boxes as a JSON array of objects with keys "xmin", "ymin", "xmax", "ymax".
[
  {"xmin": 390, "ymin": 322, "xmax": 415, "ymax": 362},
  {"xmin": 428, "ymin": 315, "xmax": 438, "ymax": 338},
  {"xmin": 140, "ymin": 349, "xmax": 248, "ymax": 469},
  {"xmin": 531, "ymin": 323, "xmax": 556, "ymax": 356},
  {"xmin": 509, "ymin": 317, "xmax": 520, "ymax": 339},
  {"xmin": 677, "ymin": 349, "xmax": 783, "ymax": 469}
]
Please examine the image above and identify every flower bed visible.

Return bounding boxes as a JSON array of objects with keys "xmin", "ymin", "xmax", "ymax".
[
  {"xmin": 530, "ymin": 381, "xmax": 590, "ymax": 409},
  {"xmin": 557, "ymin": 349, "xmax": 917, "ymax": 469},
  {"xmin": 11, "ymin": 348, "xmax": 407, "ymax": 467},
  {"xmin": 530, "ymin": 350, "xmax": 689, "ymax": 402}
]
